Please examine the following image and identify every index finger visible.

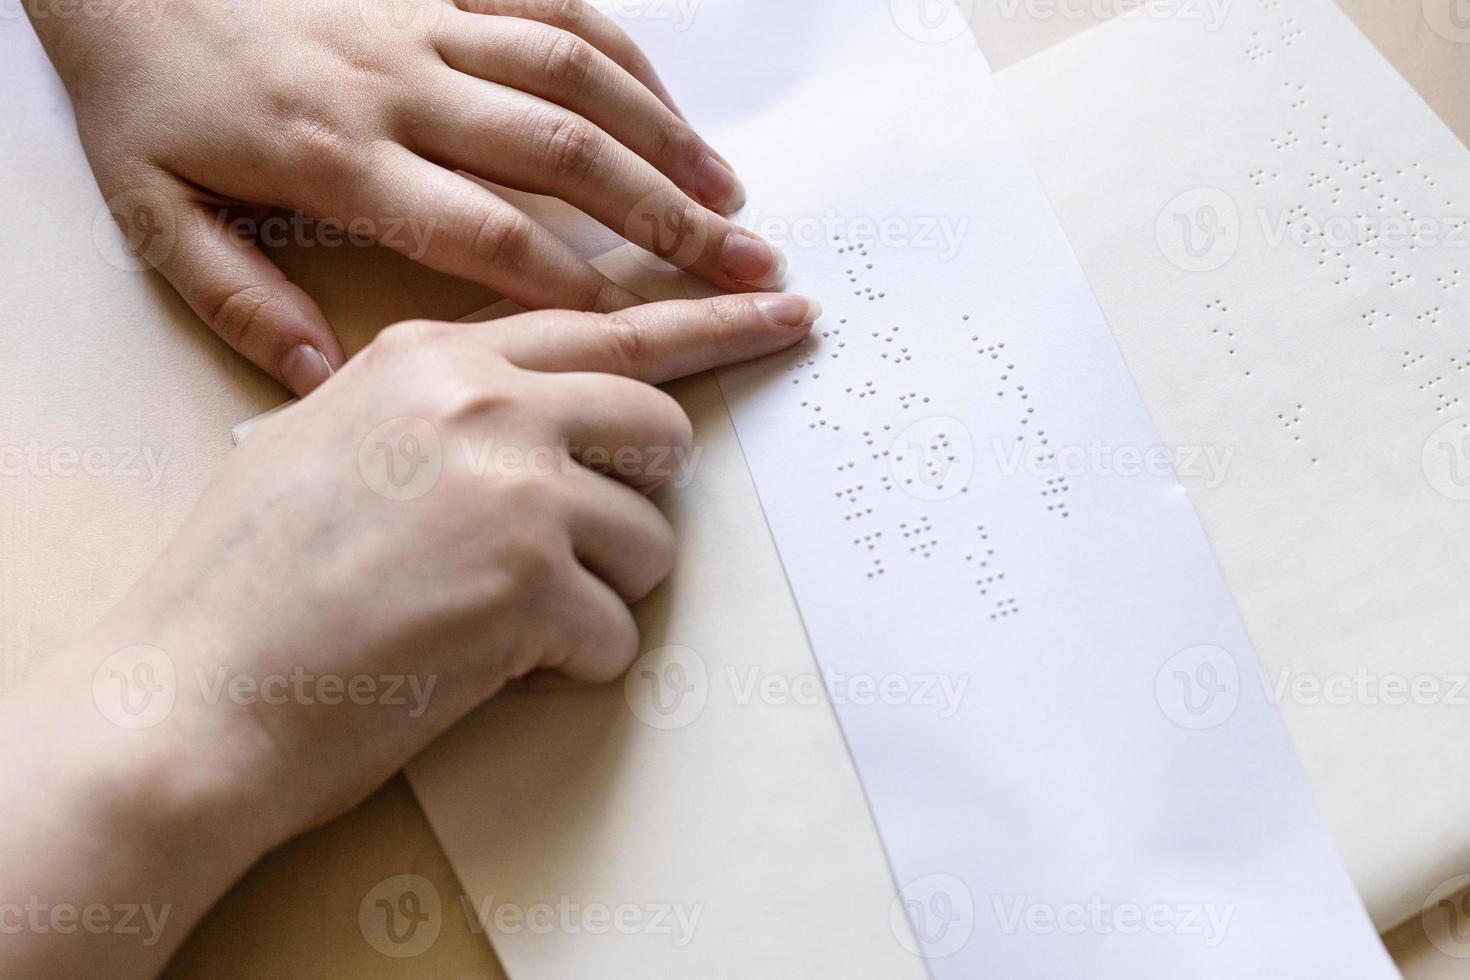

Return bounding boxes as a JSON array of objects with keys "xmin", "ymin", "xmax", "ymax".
[{"xmin": 481, "ymin": 293, "xmax": 821, "ymax": 384}]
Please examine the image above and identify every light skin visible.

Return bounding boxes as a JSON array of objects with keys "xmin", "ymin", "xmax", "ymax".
[
  {"xmin": 11, "ymin": 0, "xmax": 811, "ymax": 973},
  {"xmin": 0, "ymin": 293, "xmax": 820, "ymax": 978},
  {"xmin": 29, "ymin": 0, "xmax": 788, "ymax": 394}
]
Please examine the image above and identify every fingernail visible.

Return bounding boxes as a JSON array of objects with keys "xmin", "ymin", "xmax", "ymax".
[
  {"xmin": 694, "ymin": 154, "xmax": 746, "ymax": 212},
  {"xmin": 754, "ymin": 294, "xmax": 822, "ymax": 328},
  {"xmin": 281, "ymin": 344, "xmax": 333, "ymax": 395},
  {"xmin": 722, "ymin": 230, "xmax": 787, "ymax": 289}
]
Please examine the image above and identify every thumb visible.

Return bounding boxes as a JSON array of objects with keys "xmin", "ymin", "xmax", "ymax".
[{"xmin": 119, "ymin": 185, "xmax": 347, "ymax": 396}]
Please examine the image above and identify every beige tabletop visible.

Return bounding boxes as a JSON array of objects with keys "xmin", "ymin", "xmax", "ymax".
[{"xmin": 2, "ymin": 1, "xmax": 1466, "ymax": 977}]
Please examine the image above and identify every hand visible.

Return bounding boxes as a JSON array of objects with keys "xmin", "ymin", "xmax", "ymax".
[
  {"xmin": 0, "ymin": 292, "xmax": 817, "ymax": 978},
  {"xmin": 130, "ymin": 290, "xmax": 819, "ymax": 830},
  {"xmin": 33, "ymin": 0, "xmax": 787, "ymax": 394}
]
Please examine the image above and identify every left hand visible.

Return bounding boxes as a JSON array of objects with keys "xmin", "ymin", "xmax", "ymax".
[{"xmin": 35, "ymin": 0, "xmax": 784, "ymax": 394}]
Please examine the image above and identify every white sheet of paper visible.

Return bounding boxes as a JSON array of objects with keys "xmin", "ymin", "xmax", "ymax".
[
  {"xmin": 406, "ymin": 2, "xmax": 1396, "ymax": 976},
  {"xmin": 998, "ymin": 0, "xmax": 1470, "ymax": 931}
]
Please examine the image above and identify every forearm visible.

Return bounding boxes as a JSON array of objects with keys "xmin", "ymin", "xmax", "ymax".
[{"xmin": 0, "ymin": 602, "xmax": 278, "ymax": 979}]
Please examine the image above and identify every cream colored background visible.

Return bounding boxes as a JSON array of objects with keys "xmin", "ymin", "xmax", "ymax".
[{"xmin": 1, "ymin": 0, "xmax": 1465, "ymax": 975}]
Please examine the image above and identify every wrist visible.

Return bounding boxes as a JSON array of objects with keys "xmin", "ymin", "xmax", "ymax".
[
  {"xmin": 0, "ymin": 596, "xmax": 292, "ymax": 976},
  {"xmin": 17, "ymin": 598, "xmax": 293, "ymax": 886}
]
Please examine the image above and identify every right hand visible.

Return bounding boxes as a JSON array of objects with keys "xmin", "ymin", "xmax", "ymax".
[
  {"xmin": 0, "ymin": 293, "xmax": 817, "ymax": 980},
  {"xmin": 101, "ymin": 291, "xmax": 819, "ymax": 842}
]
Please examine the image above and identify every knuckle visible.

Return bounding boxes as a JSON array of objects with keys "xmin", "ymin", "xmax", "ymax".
[
  {"xmin": 623, "ymin": 45, "xmax": 656, "ymax": 84},
  {"xmin": 375, "ymin": 318, "xmax": 444, "ymax": 352},
  {"xmin": 601, "ymin": 311, "xmax": 652, "ymax": 370},
  {"xmin": 442, "ymin": 376, "xmax": 522, "ymax": 427},
  {"xmin": 534, "ymin": 114, "xmax": 606, "ymax": 185},
  {"xmin": 654, "ymin": 120, "xmax": 703, "ymax": 173},
  {"xmin": 281, "ymin": 114, "xmax": 362, "ymax": 186},
  {"xmin": 703, "ymin": 295, "xmax": 748, "ymax": 357},
  {"xmin": 368, "ymin": 321, "xmax": 517, "ymax": 405},
  {"xmin": 651, "ymin": 199, "xmax": 705, "ymax": 259},
  {"xmin": 571, "ymin": 607, "xmax": 640, "ymax": 683},
  {"xmin": 587, "ymin": 277, "xmax": 631, "ymax": 313},
  {"xmin": 502, "ymin": 520, "xmax": 564, "ymax": 589},
  {"xmin": 470, "ymin": 208, "xmax": 536, "ymax": 271},
  {"xmin": 618, "ymin": 506, "xmax": 677, "ymax": 602},
  {"xmin": 205, "ymin": 282, "xmax": 278, "ymax": 351},
  {"xmin": 545, "ymin": 0, "xmax": 588, "ymax": 30},
  {"xmin": 537, "ymin": 31, "xmax": 598, "ymax": 94},
  {"xmin": 708, "ymin": 294, "xmax": 747, "ymax": 331}
]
